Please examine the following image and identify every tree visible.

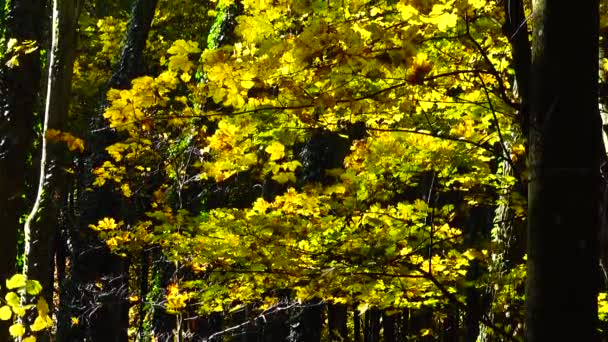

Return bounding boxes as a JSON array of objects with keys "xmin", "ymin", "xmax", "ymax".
[
  {"xmin": 478, "ymin": 1, "xmax": 530, "ymax": 339},
  {"xmin": 527, "ymin": 0, "xmax": 601, "ymax": 340},
  {"xmin": 22, "ymin": 0, "xmax": 83, "ymax": 319},
  {"xmin": 0, "ymin": 0, "xmax": 43, "ymax": 340}
]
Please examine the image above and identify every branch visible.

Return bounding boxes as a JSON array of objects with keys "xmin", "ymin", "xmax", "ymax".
[
  {"xmin": 464, "ymin": 13, "xmax": 517, "ymax": 110},
  {"xmin": 476, "ymin": 71, "xmax": 519, "ymax": 180}
]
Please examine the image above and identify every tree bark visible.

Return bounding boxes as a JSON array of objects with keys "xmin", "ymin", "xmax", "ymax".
[
  {"xmin": 353, "ymin": 308, "xmax": 361, "ymax": 342},
  {"xmin": 527, "ymin": 0, "xmax": 601, "ymax": 340},
  {"xmin": 478, "ymin": 2, "xmax": 531, "ymax": 340},
  {"xmin": 382, "ymin": 311, "xmax": 395, "ymax": 342},
  {"xmin": 0, "ymin": 0, "xmax": 43, "ymax": 285},
  {"xmin": 22, "ymin": 0, "xmax": 82, "ymax": 320},
  {"xmin": 0, "ymin": 0, "xmax": 43, "ymax": 340},
  {"xmin": 327, "ymin": 303, "xmax": 347, "ymax": 341},
  {"xmin": 289, "ymin": 300, "xmax": 323, "ymax": 342}
]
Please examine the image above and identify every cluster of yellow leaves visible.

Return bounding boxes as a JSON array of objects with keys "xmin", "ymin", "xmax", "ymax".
[
  {"xmin": 204, "ymin": 119, "xmax": 259, "ymax": 181},
  {"xmin": 0, "ymin": 275, "xmax": 52, "ymax": 341},
  {"xmin": 165, "ymin": 284, "xmax": 190, "ymax": 314},
  {"xmin": 45, "ymin": 129, "xmax": 85, "ymax": 153},
  {"xmin": 166, "ymin": 39, "xmax": 201, "ymax": 82},
  {"xmin": 104, "ymin": 73, "xmax": 179, "ymax": 129},
  {"xmin": 4, "ymin": 39, "xmax": 38, "ymax": 68}
]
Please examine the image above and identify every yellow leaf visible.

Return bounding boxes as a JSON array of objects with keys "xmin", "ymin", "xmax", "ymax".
[
  {"xmin": 468, "ymin": 0, "xmax": 487, "ymax": 9},
  {"xmin": 31, "ymin": 315, "xmax": 48, "ymax": 331},
  {"xmin": 45, "ymin": 129, "xmax": 62, "ymax": 141},
  {"xmin": 121, "ymin": 184, "xmax": 132, "ymax": 198},
  {"xmin": 241, "ymin": 79, "xmax": 255, "ymax": 89},
  {"xmin": 167, "ymin": 39, "xmax": 201, "ymax": 55},
  {"xmin": 168, "ymin": 54, "xmax": 193, "ymax": 72},
  {"xmin": 6, "ymin": 38, "xmax": 17, "ymax": 51},
  {"xmin": 6, "ymin": 274, "xmax": 26, "ymax": 289},
  {"xmin": 240, "ymin": 72, "xmax": 256, "ymax": 89},
  {"xmin": 23, "ymin": 336, "xmax": 36, "ymax": 342},
  {"xmin": 25, "ymin": 279, "xmax": 42, "ymax": 295},
  {"xmin": 0, "ymin": 306, "xmax": 12, "ymax": 320},
  {"xmin": 96, "ymin": 217, "xmax": 118, "ymax": 230},
  {"xmin": 265, "ymin": 142, "xmax": 285, "ymax": 161},
  {"xmin": 272, "ymin": 172, "xmax": 295, "ymax": 184},
  {"xmin": 5, "ymin": 55, "xmax": 19, "ymax": 68},
  {"xmin": 36, "ymin": 297, "xmax": 49, "ymax": 316},
  {"xmin": 9, "ymin": 323, "xmax": 25, "ymax": 337},
  {"xmin": 180, "ymin": 72, "xmax": 192, "ymax": 83}
]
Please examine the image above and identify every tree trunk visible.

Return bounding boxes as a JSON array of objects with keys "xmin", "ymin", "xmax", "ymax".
[
  {"xmin": 478, "ymin": 2, "xmax": 531, "ymax": 340},
  {"xmin": 353, "ymin": 308, "xmax": 361, "ymax": 342},
  {"xmin": 289, "ymin": 300, "xmax": 323, "ymax": 342},
  {"xmin": 527, "ymin": 0, "xmax": 601, "ymax": 340},
  {"xmin": 22, "ymin": 0, "xmax": 82, "ymax": 328},
  {"xmin": 363, "ymin": 308, "xmax": 381, "ymax": 342},
  {"xmin": 327, "ymin": 303, "xmax": 347, "ymax": 341},
  {"xmin": 0, "ymin": 0, "xmax": 43, "ymax": 340},
  {"xmin": 382, "ymin": 312, "xmax": 395, "ymax": 342},
  {"xmin": 0, "ymin": 0, "xmax": 43, "ymax": 286},
  {"xmin": 597, "ymin": 21, "xmax": 608, "ymax": 291}
]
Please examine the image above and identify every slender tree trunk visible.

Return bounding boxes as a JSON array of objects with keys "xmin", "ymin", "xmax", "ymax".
[
  {"xmin": 478, "ymin": 2, "xmax": 531, "ymax": 340},
  {"xmin": 382, "ymin": 312, "xmax": 395, "ymax": 342},
  {"xmin": 0, "ymin": 0, "xmax": 43, "ymax": 340},
  {"xmin": 289, "ymin": 300, "xmax": 323, "ymax": 342},
  {"xmin": 353, "ymin": 308, "xmax": 361, "ymax": 342},
  {"xmin": 327, "ymin": 303, "xmax": 347, "ymax": 341},
  {"xmin": 597, "ymin": 25, "xmax": 608, "ymax": 290},
  {"xmin": 22, "ymin": 0, "xmax": 82, "ymax": 326},
  {"xmin": 363, "ymin": 308, "xmax": 380, "ymax": 342},
  {"xmin": 527, "ymin": 0, "xmax": 601, "ymax": 341}
]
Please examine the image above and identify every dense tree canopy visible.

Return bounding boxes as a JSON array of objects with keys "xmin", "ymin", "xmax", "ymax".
[{"xmin": 0, "ymin": 0, "xmax": 607, "ymax": 341}]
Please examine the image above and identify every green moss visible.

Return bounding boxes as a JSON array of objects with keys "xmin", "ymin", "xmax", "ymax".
[{"xmin": 206, "ymin": 1, "xmax": 242, "ymax": 49}]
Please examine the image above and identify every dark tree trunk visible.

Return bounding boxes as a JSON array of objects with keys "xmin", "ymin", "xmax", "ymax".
[
  {"xmin": 527, "ymin": 1, "xmax": 601, "ymax": 341},
  {"xmin": 260, "ymin": 304, "xmax": 290, "ymax": 342},
  {"xmin": 328, "ymin": 303, "xmax": 347, "ymax": 341},
  {"xmin": 442, "ymin": 307, "xmax": 459, "ymax": 341},
  {"xmin": 462, "ymin": 206, "xmax": 493, "ymax": 341},
  {"xmin": 364, "ymin": 308, "xmax": 381, "ymax": 342},
  {"xmin": 107, "ymin": 0, "xmax": 158, "ymax": 89},
  {"xmin": 382, "ymin": 312, "xmax": 395, "ymax": 342},
  {"xmin": 150, "ymin": 253, "xmax": 176, "ymax": 341},
  {"xmin": 353, "ymin": 308, "xmax": 361, "ymax": 342},
  {"xmin": 290, "ymin": 301, "xmax": 323, "ymax": 342},
  {"xmin": 0, "ymin": 0, "xmax": 43, "ymax": 340},
  {"xmin": 138, "ymin": 251, "xmax": 149, "ymax": 341},
  {"xmin": 0, "ymin": 0, "xmax": 42, "ymax": 284}
]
